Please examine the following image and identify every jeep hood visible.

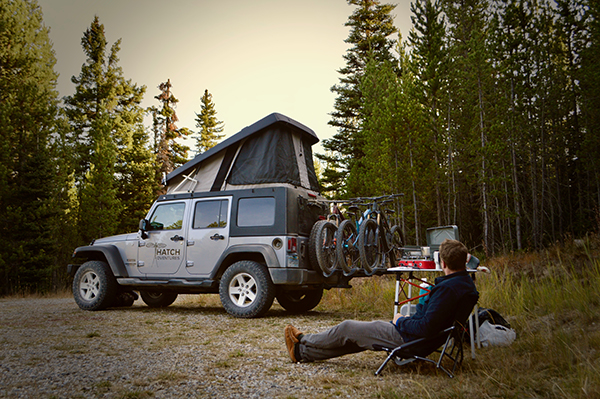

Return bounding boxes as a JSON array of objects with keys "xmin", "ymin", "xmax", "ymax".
[{"xmin": 93, "ymin": 233, "xmax": 138, "ymax": 245}]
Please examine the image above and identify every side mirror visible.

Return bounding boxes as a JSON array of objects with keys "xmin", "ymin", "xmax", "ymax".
[
  {"xmin": 139, "ymin": 219, "xmax": 149, "ymax": 239},
  {"xmin": 139, "ymin": 219, "xmax": 149, "ymax": 231}
]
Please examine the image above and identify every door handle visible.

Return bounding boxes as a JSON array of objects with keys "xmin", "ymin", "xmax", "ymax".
[
  {"xmin": 210, "ymin": 233, "xmax": 225, "ymax": 241},
  {"xmin": 170, "ymin": 235, "xmax": 185, "ymax": 242}
]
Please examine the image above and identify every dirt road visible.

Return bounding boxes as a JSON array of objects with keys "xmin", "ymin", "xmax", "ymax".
[{"xmin": 0, "ymin": 296, "xmax": 405, "ymax": 398}]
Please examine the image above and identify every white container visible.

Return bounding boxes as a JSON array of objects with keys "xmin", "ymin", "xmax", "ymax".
[{"xmin": 400, "ymin": 304, "xmax": 417, "ymax": 316}]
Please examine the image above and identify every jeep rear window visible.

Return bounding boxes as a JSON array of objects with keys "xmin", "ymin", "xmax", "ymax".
[
  {"xmin": 237, "ymin": 197, "xmax": 275, "ymax": 227},
  {"xmin": 193, "ymin": 199, "xmax": 228, "ymax": 229}
]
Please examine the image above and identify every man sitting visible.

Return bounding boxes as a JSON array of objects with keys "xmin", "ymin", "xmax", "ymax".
[{"xmin": 284, "ymin": 239, "xmax": 479, "ymax": 363}]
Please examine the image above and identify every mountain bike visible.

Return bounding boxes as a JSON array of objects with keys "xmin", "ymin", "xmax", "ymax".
[{"xmin": 357, "ymin": 194, "xmax": 404, "ymax": 275}]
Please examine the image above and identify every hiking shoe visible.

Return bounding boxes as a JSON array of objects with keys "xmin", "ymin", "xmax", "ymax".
[
  {"xmin": 285, "ymin": 324, "xmax": 303, "ymax": 343},
  {"xmin": 284, "ymin": 325, "xmax": 302, "ymax": 362}
]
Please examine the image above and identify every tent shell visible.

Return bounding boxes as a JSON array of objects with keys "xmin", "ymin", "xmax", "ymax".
[{"xmin": 166, "ymin": 113, "xmax": 321, "ymax": 195}]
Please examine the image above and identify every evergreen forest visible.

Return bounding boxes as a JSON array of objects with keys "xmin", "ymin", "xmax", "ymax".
[
  {"xmin": 321, "ymin": 0, "xmax": 600, "ymax": 256},
  {"xmin": 0, "ymin": 0, "xmax": 598, "ymax": 295}
]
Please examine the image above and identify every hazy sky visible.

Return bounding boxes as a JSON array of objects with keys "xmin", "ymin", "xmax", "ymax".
[{"xmin": 37, "ymin": 0, "xmax": 414, "ymax": 154}]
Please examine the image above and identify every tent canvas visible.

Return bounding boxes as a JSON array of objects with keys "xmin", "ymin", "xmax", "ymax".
[{"xmin": 166, "ymin": 113, "xmax": 321, "ymax": 194}]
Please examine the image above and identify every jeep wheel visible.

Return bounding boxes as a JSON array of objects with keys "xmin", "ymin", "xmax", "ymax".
[
  {"xmin": 219, "ymin": 261, "xmax": 275, "ymax": 318},
  {"xmin": 276, "ymin": 288, "xmax": 323, "ymax": 313},
  {"xmin": 72, "ymin": 260, "xmax": 117, "ymax": 311},
  {"xmin": 140, "ymin": 291, "xmax": 178, "ymax": 308}
]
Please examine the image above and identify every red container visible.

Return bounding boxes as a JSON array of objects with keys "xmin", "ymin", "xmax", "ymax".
[{"xmin": 398, "ymin": 260, "xmax": 437, "ymax": 269}]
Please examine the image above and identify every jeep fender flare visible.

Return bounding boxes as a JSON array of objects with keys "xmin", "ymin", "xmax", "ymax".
[
  {"xmin": 73, "ymin": 245, "xmax": 129, "ymax": 277},
  {"xmin": 212, "ymin": 244, "xmax": 280, "ymax": 279}
]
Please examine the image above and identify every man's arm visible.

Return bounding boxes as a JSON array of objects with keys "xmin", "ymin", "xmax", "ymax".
[{"xmin": 396, "ymin": 284, "xmax": 458, "ymax": 338}]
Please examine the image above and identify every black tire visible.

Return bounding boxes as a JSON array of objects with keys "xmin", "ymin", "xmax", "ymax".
[
  {"xmin": 219, "ymin": 261, "xmax": 275, "ymax": 318},
  {"xmin": 308, "ymin": 220, "xmax": 327, "ymax": 271},
  {"xmin": 72, "ymin": 260, "xmax": 118, "ymax": 311},
  {"xmin": 359, "ymin": 218, "xmax": 381, "ymax": 274},
  {"xmin": 315, "ymin": 220, "xmax": 338, "ymax": 277},
  {"xmin": 389, "ymin": 225, "xmax": 405, "ymax": 265},
  {"xmin": 276, "ymin": 288, "xmax": 323, "ymax": 313},
  {"xmin": 140, "ymin": 291, "xmax": 178, "ymax": 308},
  {"xmin": 335, "ymin": 219, "xmax": 359, "ymax": 275}
]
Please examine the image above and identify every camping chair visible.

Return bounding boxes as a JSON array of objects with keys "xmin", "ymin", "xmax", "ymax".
[{"xmin": 374, "ymin": 292, "xmax": 479, "ymax": 378}]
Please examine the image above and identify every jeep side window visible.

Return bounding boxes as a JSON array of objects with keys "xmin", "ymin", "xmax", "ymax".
[
  {"xmin": 237, "ymin": 197, "xmax": 275, "ymax": 227},
  {"xmin": 149, "ymin": 202, "xmax": 185, "ymax": 230},
  {"xmin": 193, "ymin": 199, "xmax": 228, "ymax": 229}
]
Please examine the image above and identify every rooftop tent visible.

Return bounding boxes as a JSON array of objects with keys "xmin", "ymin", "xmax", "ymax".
[{"xmin": 166, "ymin": 113, "xmax": 321, "ymax": 194}]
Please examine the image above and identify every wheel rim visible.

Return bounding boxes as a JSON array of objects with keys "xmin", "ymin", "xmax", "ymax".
[
  {"xmin": 145, "ymin": 292, "xmax": 162, "ymax": 300},
  {"xmin": 228, "ymin": 272, "xmax": 257, "ymax": 308},
  {"xmin": 79, "ymin": 271, "xmax": 100, "ymax": 301}
]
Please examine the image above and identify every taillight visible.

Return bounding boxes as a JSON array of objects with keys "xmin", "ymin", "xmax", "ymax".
[{"xmin": 287, "ymin": 237, "xmax": 297, "ymax": 253}]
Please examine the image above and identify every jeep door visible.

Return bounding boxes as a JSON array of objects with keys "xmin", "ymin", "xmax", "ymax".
[
  {"xmin": 186, "ymin": 197, "xmax": 230, "ymax": 276},
  {"xmin": 138, "ymin": 201, "xmax": 187, "ymax": 275}
]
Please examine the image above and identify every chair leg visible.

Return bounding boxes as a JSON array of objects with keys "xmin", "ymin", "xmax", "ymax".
[
  {"xmin": 469, "ymin": 312, "xmax": 476, "ymax": 359},
  {"xmin": 375, "ymin": 353, "xmax": 394, "ymax": 376},
  {"xmin": 474, "ymin": 304, "xmax": 481, "ymax": 348}
]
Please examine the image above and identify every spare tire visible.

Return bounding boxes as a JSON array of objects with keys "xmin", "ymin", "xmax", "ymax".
[
  {"xmin": 140, "ymin": 291, "xmax": 178, "ymax": 308},
  {"xmin": 276, "ymin": 288, "xmax": 323, "ymax": 313}
]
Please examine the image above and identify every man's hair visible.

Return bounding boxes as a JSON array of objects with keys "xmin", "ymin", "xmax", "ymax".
[{"xmin": 439, "ymin": 239, "xmax": 468, "ymax": 271}]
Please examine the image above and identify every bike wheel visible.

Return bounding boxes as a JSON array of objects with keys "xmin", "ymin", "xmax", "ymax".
[
  {"xmin": 335, "ymin": 219, "xmax": 359, "ymax": 275},
  {"xmin": 389, "ymin": 225, "xmax": 405, "ymax": 266},
  {"xmin": 358, "ymin": 218, "xmax": 381, "ymax": 274},
  {"xmin": 315, "ymin": 220, "xmax": 339, "ymax": 277}
]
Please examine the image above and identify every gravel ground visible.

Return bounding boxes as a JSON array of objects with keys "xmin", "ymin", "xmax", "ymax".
[{"xmin": 0, "ymin": 296, "xmax": 409, "ymax": 399}]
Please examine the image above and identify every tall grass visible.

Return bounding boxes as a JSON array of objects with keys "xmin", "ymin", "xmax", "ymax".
[{"xmin": 320, "ymin": 235, "xmax": 600, "ymax": 398}]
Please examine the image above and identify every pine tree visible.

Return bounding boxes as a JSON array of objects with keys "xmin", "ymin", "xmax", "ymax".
[
  {"xmin": 0, "ymin": 0, "xmax": 63, "ymax": 294},
  {"xmin": 319, "ymin": 0, "xmax": 398, "ymax": 197},
  {"xmin": 360, "ymin": 46, "xmax": 430, "ymax": 245},
  {"xmin": 78, "ymin": 114, "xmax": 121, "ymax": 242},
  {"xmin": 407, "ymin": 0, "xmax": 449, "ymax": 227},
  {"xmin": 195, "ymin": 89, "xmax": 225, "ymax": 154},
  {"xmin": 115, "ymin": 111, "xmax": 158, "ymax": 232},
  {"xmin": 151, "ymin": 79, "xmax": 191, "ymax": 183},
  {"xmin": 488, "ymin": 0, "xmax": 532, "ymax": 251},
  {"xmin": 443, "ymin": 0, "xmax": 496, "ymax": 253},
  {"xmin": 580, "ymin": 0, "xmax": 600, "ymax": 224},
  {"xmin": 65, "ymin": 16, "xmax": 155, "ymax": 243}
]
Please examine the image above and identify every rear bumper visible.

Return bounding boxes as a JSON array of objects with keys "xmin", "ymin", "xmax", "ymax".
[
  {"xmin": 268, "ymin": 268, "xmax": 351, "ymax": 288},
  {"xmin": 269, "ymin": 268, "xmax": 321, "ymax": 285}
]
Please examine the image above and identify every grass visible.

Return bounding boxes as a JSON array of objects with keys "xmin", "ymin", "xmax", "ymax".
[
  {"xmin": 2, "ymin": 236, "xmax": 600, "ymax": 398},
  {"xmin": 316, "ymin": 234, "xmax": 600, "ymax": 399}
]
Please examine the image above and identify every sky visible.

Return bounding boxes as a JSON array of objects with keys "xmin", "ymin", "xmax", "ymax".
[{"xmin": 37, "ymin": 0, "xmax": 414, "ymax": 155}]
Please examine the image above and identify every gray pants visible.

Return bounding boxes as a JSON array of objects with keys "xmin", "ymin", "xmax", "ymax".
[{"xmin": 298, "ymin": 320, "xmax": 405, "ymax": 362}]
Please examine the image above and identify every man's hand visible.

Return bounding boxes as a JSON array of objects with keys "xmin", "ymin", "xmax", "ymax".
[{"xmin": 393, "ymin": 313, "xmax": 406, "ymax": 324}]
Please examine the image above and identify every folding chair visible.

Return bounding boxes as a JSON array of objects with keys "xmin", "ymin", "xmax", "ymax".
[{"xmin": 374, "ymin": 292, "xmax": 479, "ymax": 378}]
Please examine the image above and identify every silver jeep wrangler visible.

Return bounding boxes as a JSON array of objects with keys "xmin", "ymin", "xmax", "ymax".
[{"xmin": 68, "ymin": 113, "xmax": 347, "ymax": 318}]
